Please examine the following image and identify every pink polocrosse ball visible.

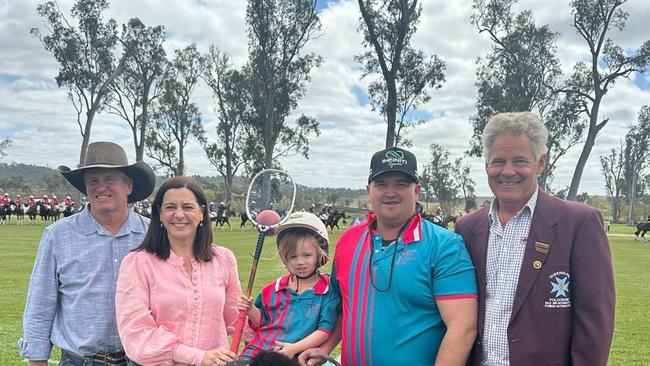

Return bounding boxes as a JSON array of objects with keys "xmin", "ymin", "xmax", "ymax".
[{"xmin": 256, "ymin": 209, "xmax": 281, "ymax": 226}]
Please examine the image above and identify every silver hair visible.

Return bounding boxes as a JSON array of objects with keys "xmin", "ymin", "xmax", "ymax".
[{"xmin": 482, "ymin": 112, "xmax": 548, "ymax": 163}]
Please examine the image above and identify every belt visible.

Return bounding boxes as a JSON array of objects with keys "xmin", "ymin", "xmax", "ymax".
[{"xmin": 62, "ymin": 350, "xmax": 128, "ymax": 365}]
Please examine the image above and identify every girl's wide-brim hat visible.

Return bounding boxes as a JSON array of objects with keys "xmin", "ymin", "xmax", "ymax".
[{"xmin": 57, "ymin": 141, "xmax": 155, "ymax": 203}]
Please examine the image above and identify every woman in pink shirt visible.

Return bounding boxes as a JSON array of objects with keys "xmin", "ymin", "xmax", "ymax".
[{"xmin": 116, "ymin": 176, "xmax": 242, "ymax": 366}]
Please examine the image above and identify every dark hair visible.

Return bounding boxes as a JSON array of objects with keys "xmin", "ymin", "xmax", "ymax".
[
  {"xmin": 134, "ymin": 176, "xmax": 213, "ymax": 261},
  {"xmin": 249, "ymin": 351, "xmax": 299, "ymax": 366}
]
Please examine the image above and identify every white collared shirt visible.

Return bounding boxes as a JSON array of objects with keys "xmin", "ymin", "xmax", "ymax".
[{"xmin": 482, "ymin": 189, "xmax": 539, "ymax": 366}]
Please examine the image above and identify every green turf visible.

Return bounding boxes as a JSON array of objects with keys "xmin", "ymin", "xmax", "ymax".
[
  {"xmin": 607, "ymin": 223, "xmax": 640, "ymax": 235},
  {"xmin": 1, "ymin": 222, "xmax": 648, "ymax": 365}
]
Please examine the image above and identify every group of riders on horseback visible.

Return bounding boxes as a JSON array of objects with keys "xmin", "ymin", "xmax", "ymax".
[
  {"xmin": 204, "ymin": 201, "xmax": 348, "ymax": 231},
  {"xmin": 6, "ymin": 189, "xmax": 649, "ymax": 239},
  {"xmin": 0, "ymin": 192, "xmax": 79, "ymax": 225}
]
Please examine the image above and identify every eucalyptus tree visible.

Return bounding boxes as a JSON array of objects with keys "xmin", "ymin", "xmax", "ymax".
[
  {"xmin": 562, "ymin": 0, "xmax": 650, "ymax": 200},
  {"xmin": 469, "ymin": 0, "xmax": 585, "ymax": 190},
  {"xmin": 146, "ymin": 44, "xmax": 205, "ymax": 177},
  {"xmin": 107, "ymin": 18, "xmax": 166, "ymax": 161},
  {"xmin": 600, "ymin": 142, "xmax": 625, "ymax": 222},
  {"xmin": 245, "ymin": 0, "xmax": 322, "ymax": 170},
  {"xmin": 31, "ymin": 0, "xmax": 128, "ymax": 165},
  {"xmin": 356, "ymin": 0, "xmax": 445, "ymax": 148},
  {"xmin": 0, "ymin": 138, "xmax": 11, "ymax": 159},
  {"xmin": 452, "ymin": 157, "xmax": 477, "ymax": 212},
  {"xmin": 423, "ymin": 143, "xmax": 458, "ymax": 213},
  {"xmin": 623, "ymin": 106, "xmax": 650, "ymax": 222},
  {"xmin": 199, "ymin": 46, "xmax": 248, "ymax": 202}
]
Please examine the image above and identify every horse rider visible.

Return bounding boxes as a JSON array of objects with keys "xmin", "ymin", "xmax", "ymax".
[
  {"xmin": 217, "ymin": 201, "xmax": 226, "ymax": 218},
  {"xmin": 28, "ymin": 195, "xmax": 36, "ymax": 207},
  {"xmin": 433, "ymin": 207, "xmax": 444, "ymax": 224},
  {"xmin": 41, "ymin": 194, "xmax": 50, "ymax": 206},
  {"xmin": 78, "ymin": 196, "xmax": 88, "ymax": 212},
  {"xmin": 249, "ymin": 200, "xmax": 258, "ymax": 219},
  {"xmin": 319, "ymin": 205, "xmax": 329, "ymax": 220},
  {"xmin": 51, "ymin": 195, "xmax": 60, "ymax": 207},
  {"xmin": 1, "ymin": 192, "xmax": 10, "ymax": 205},
  {"xmin": 15, "ymin": 194, "xmax": 23, "ymax": 207},
  {"xmin": 64, "ymin": 196, "xmax": 74, "ymax": 207},
  {"xmin": 309, "ymin": 203, "xmax": 316, "ymax": 214}
]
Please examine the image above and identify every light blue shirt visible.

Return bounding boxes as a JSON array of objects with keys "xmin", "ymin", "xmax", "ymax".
[{"xmin": 19, "ymin": 206, "xmax": 149, "ymax": 360}]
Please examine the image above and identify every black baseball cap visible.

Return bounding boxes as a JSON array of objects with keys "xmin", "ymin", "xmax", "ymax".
[{"xmin": 368, "ymin": 147, "xmax": 419, "ymax": 183}]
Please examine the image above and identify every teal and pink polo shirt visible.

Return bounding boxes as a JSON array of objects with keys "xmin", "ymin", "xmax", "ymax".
[
  {"xmin": 241, "ymin": 273, "xmax": 340, "ymax": 358},
  {"xmin": 331, "ymin": 212, "xmax": 477, "ymax": 366}
]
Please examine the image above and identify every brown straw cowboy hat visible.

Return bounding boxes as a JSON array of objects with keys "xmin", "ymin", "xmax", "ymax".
[{"xmin": 57, "ymin": 141, "xmax": 155, "ymax": 203}]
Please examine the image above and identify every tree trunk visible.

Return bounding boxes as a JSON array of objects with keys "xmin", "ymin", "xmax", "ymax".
[
  {"xmin": 224, "ymin": 174, "xmax": 233, "ymax": 204},
  {"xmin": 78, "ymin": 52, "xmax": 128, "ymax": 166},
  {"xmin": 628, "ymin": 161, "xmax": 638, "ymax": 224},
  {"xmin": 385, "ymin": 75, "xmax": 397, "ymax": 148},
  {"xmin": 178, "ymin": 141, "xmax": 185, "ymax": 176},
  {"xmin": 567, "ymin": 100, "xmax": 602, "ymax": 200},
  {"xmin": 612, "ymin": 197, "xmax": 620, "ymax": 222},
  {"xmin": 136, "ymin": 81, "xmax": 151, "ymax": 162},
  {"xmin": 78, "ymin": 110, "xmax": 96, "ymax": 166}
]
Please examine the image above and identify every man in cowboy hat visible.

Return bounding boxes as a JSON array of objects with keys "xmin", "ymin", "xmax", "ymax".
[{"xmin": 20, "ymin": 141, "xmax": 155, "ymax": 366}]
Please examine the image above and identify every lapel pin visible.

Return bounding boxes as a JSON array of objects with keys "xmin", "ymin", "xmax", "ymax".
[{"xmin": 533, "ymin": 260, "xmax": 542, "ymax": 270}]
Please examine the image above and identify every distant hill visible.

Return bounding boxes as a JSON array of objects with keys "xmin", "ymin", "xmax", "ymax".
[
  {"xmin": 4, "ymin": 162, "xmax": 637, "ymax": 220},
  {"xmin": 0, "ymin": 162, "xmax": 367, "ymax": 204}
]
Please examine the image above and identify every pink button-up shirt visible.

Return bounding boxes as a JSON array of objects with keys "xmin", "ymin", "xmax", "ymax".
[{"xmin": 116, "ymin": 245, "xmax": 241, "ymax": 366}]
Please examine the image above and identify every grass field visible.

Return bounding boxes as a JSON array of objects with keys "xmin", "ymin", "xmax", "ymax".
[{"xmin": 1, "ymin": 222, "xmax": 648, "ymax": 365}]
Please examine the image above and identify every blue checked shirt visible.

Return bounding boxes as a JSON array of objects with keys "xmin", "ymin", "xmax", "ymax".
[
  {"xmin": 19, "ymin": 207, "xmax": 149, "ymax": 360},
  {"xmin": 482, "ymin": 189, "xmax": 538, "ymax": 366}
]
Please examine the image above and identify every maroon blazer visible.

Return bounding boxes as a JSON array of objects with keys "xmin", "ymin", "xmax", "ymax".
[{"xmin": 455, "ymin": 189, "xmax": 615, "ymax": 366}]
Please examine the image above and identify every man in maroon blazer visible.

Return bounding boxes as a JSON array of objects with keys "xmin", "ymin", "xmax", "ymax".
[{"xmin": 455, "ymin": 112, "xmax": 615, "ymax": 366}]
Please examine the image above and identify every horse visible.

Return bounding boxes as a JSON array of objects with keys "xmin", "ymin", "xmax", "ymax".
[
  {"xmin": 63, "ymin": 204, "xmax": 75, "ymax": 218},
  {"xmin": 15, "ymin": 203, "xmax": 26, "ymax": 225},
  {"xmin": 213, "ymin": 205, "xmax": 235, "ymax": 230},
  {"xmin": 0, "ymin": 202, "xmax": 13, "ymax": 225},
  {"xmin": 49, "ymin": 204, "xmax": 64, "ymax": 222},
  {"xmin": 37, "ymin": 201, "xmax": 51, "ymax": 224},
  {"xmin": 133, "ymin": 203, "xmax": 151, "ymax": 218},
  {"xmin": 240, "ymin": 212, "xmax": 249, "ymax": 230},
  {"xmin": 635, "ymin": 221, "xmax": 650, "ymax": 242},
  {"xmin": 429, "ymin": 214, "xmax": 458, "ymax": 230},
  {"xmin": 322, "ymin": 210, "xmax": 346, "ymax": 231},
  {"xmin": 27, "ymin": 203, "xmax": 39, "ymax": 224}
]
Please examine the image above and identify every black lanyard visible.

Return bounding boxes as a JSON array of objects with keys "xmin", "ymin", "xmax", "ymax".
[{"xmin": 368, "ymin": 214, "xmax": 416, "ymax": 292}]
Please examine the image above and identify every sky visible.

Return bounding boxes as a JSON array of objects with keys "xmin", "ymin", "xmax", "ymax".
[{"xmin": 1, "ymin": 0, "xmax": 649, "ymax": 196}]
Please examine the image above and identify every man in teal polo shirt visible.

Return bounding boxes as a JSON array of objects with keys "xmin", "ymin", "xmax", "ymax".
[{"xmin": 301, "ymin": 147, "xmax": 477, "ymax": 366}]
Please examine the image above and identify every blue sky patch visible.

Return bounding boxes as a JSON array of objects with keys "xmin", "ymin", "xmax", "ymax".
[
  {"xmin": 0, "ymin": 122, "xmax": 28, "ymax": 136},
  {"xmin": 633, "ymin": 72, "xmax": 650, "ymax": 91},
  {"xmin": 352, "ymin": 85, "xmax": 371, "ymax": 107},
  {"xmin": 0, "ymin": 74, "xmax": 22, "ymax": 84},
  {"xmin": 316, "ymin": 0, "xmax": 334, "ymax": 11}
]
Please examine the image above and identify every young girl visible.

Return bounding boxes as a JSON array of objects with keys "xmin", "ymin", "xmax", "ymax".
[{"xmin": 238, "ymin": 212, "xmax": 340, "ymax": 361}]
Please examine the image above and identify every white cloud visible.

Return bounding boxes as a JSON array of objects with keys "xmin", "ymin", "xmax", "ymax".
[{"xmin": 1, "ymin": 0, "xmax": 649, "ymax": 197}]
